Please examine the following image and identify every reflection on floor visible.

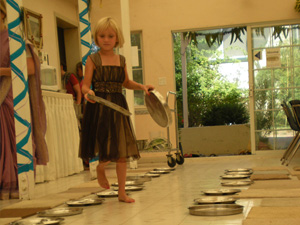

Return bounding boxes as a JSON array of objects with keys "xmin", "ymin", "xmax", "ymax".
[{"xmin": 1, "ymin": 151, "xmax": 300, "ymax": 225}]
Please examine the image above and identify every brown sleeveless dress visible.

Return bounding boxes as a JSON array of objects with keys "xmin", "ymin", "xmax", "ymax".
[{"xmin": 80, "ymin": 53, "xmax": 139, "ymax": 162}]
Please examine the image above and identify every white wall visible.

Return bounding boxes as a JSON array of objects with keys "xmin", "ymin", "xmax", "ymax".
[
  {"xmin": 23, "ymin": 0, "xmax": 79, "ymax": 80},
  {"xmin": 22, "ymin": 0, "xmax": 300, "ymax": 147},
  {"xmin": 89, "ymin": 0, "xmax": 300, "ymax": 146}
]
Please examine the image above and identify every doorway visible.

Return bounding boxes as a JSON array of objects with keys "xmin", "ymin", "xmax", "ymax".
[
  {"xmin": 249, "ymin": 24, "xmax": 300, "ymax": 152},
  {"xmin": 56, "ymin": 17, "xmax": 81, "ymax": 79}
]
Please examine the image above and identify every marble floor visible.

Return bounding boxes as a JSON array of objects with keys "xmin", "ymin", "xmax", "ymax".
[{"xmin": 1, "ymin": 151, "xmax": 299, "ymax": 225}]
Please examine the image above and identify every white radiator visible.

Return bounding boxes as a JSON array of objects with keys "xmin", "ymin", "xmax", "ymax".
[{"xmin": 35, "ymin": 91, "xmax": 83, "ymax": 183}]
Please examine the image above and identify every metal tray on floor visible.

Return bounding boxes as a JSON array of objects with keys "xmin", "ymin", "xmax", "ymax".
[
  {"xmin": 225, "ymin": 168, "xmax": 252, "ymax": 173},
  {"xmin": 65, "ymin": 198, "xmax": 104, "ymax": 206},
  {"xmin": 148, "ymin": 170, "xmax": 170, "ymax": 174},
  {"xmin": 202, "ymin": 189, "xmax": 241, "ymax": 196},
  {"xmin": 10, "ymin": 218, "xmax": 64, "ymax": 225},
  {"xmin": 113, "ymin": 186, "xmax": 144, "ymax": 191},
  {"xmin": 154, "ymin": 167, "xmax": 175, "ymax": 171},
  {"xmin": 144, "ymin": 173, "xmax": 160, "ymax": 177},
  {"xmin": 220, "ymin": 174, "xmax": 250, "ymax": 179},
  {"xmin": 96, "ymin": 190, "xmax": 123, "ymax": 198},
  {"xmin": 126, "ymin": 175, "xmax": 152, "ymax": 182},
  {"xmin": 111, "ymin": 180, "xmax": 144, "ymax": 187},
  {"xmin": 188, "ymin": 204, "xmax": 243, "ymax": 216},
  {"xmin": 221, "ymin": 180, "xmax": 253, "ymax": 187},
  {"xmin": 37, "ymin": 208, "xmax": 83, "ymax": 217},
  {"xmin": 225, "ymin": 171, "xmax": 252, "ymax": 175},
  {"xmin": 194, "ymin": 196, "xmax": 237, "ymax": 204}
]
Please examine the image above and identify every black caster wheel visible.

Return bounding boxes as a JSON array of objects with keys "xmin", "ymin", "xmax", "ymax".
[
  {"xmin": 176, "ymin": 154, "xmax": 184, "ymax": 165},
  {"xmin": 167, "ymin": 156, "xmax": 176, "ymax": 167}
]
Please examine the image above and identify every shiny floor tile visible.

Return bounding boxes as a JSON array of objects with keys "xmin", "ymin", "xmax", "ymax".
[{"xmin": 2, "ymin": 152, "xmax": 298, "ymax": 225}]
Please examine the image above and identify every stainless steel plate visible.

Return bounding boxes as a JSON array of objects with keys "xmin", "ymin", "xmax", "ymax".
[
  {"xmin": 202, "ymin": 189, "xmax": 241, "ymax": 195},
  {"xmin": 145, "ymin": 90, "xmax": 172, "ymax": 127},
  {"xmin": 188, "ymin": 204, "xmax": 243, "ymax": 216},
  {"xmin": 65, "ymin": 198, "xmax": 104, "ymax": 206},
  {"xmin": 144, "ymin": 173, "xmax": 160, "ymax": 178},
  {"xmin": 221, "ymin": 181, "xmax": 253, "ymax": 187},
  {"xmin": 148, "ymin": 170, "xmax": 170, "ymax": 174},
  {"xmin": 225, "ymin": 168, "xmax": 252, "ymax": 173},
  {"xmin": 10, "ymin": 218, "xmax": 64, "ymax": 225},
  {"xmin": 126, "ymin": 175, "xmax": 152, "ymax": 182},
  {"xmin": 87, "ymin": 94, "xmax": 131, "ymax": 116},
  {"xmin": 37, "ymin": 208, "xmax": 83, "ymax": 217},
  {"xmin": 194, "ymin": 196, "xmax": 237, "ymax": 204},
  {"xmin": 96, "ymin": 190, "xmax": 120, "ymax": 197},
  {"xmin": 111, "ymin": 180, "xmax": 144, "ymax": 187},
  {"xmin": 154, "ymin": 167, "xmax": 175, "ymax": 171},
  {"xmin": 113, "ymin": 186, "xmax": 144, "ymax": 191},
  {"xmin": 221, "ymin": 174, "xmax": 250, "ymax": 179},
  {"xmin": 225, "ymin": 171, "xmax": 252, "ymax": 175}
]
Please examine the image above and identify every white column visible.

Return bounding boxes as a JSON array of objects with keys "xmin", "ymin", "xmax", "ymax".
[
  {"xmin": 6, "ymin": 0, "xmax": 34, "ymax": 199},
  {"xmin": 120, "ymin": 0, "xmax": 138, "ymax": 169},
  {"xmin": 247, "ymin": 26, "xmax": 256, "ymax": 154},
  {"xmin": 120, "ymin": 0, "xmax": 136, "ymax": 130},
  {"xmin": 78, "ymin": 0, "xmax": 92, "ymax": 73},
  {"xmin": 181, "ymin": 33, "xmax": 189, "ymax": 128}
]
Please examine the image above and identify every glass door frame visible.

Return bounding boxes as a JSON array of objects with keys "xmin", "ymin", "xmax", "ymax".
[{"xmin": 247, "ymin": 20, "xmax": 300, "ymax": 154}]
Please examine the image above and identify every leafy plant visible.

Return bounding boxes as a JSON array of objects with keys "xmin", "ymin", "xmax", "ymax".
[
  {"xmin": 201, "ymin": 101, "xmax": 249, "ymax": 126},
  {"xmin": 173, "ymin": 33, "xmax": 248, "ymax": 127},
  {"xmin": 295, "ymin": 0, "xmax": 300, "ymax": 12}
]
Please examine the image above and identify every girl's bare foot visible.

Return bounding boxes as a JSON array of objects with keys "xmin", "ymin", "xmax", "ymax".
[
  {"xmin": 118, "ymin": 194, "xmax": 135, "ymax": 203},
  {"xmin": 96, "ymin": 165, "xmax": 110, "ymax": 189}
]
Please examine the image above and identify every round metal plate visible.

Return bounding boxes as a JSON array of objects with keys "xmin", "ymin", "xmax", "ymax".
[
  {"xmin": 145, "ymin": 90, "xmax": 172, "ymax": 127},
  {"xmin": 148, "ymin": 170, "xmax": 170, "ymax": 174},
  {"xmin": 221, "ymin": 181, "xmax": 253, "ymax": 187},
  {"xmin": 188, "ymin": 204, "xmax": 243, "ymax": 216},
  {"xmin": 221, "ymin": 174, "xmax": 250, "ymax": 179},
  {"xmin": 10, "ymin": 218, "xmax": 64, "ymax": 225},
  {"xmin": 37, "ymin": 208, "xmax": 83, "ymax": 217},
  {"xmin": 65, "ymin": 198, "xmax": 104, "ymax": 206},
  {"xmin": 154, "ymin": 167, "xmax": 175, "ymax": 171},
  {"xmin": 225, "ymin": 168, "xmax": 252, "ymax": 173},
  {"xmin": 96, "ymin": 190, "xmax": 126, "ymax": 198},
  {"xmin": 126, "ymin": 175, "xmax": 152, "ymax": 182},
  {"xmin": 111, "ymin": 180, "xmax": 144, "ymax": 187},
  {"xmin": 202, "ymin": 189, "xmax": 241, "ymax": 195},
  {"xmin": 144, "ymin": 173, "xmax": 160, "ymax": 178},
  {"xmin": 113, "ymin": 186, "xmax": 144, "ymax": 191},
  {"xmin": 225, "ymin": 171, "xmax": 252, "ymax": 175},
  {"xmin": 194, "ymin": 196, "xmax": 237, "ymax": 204}
]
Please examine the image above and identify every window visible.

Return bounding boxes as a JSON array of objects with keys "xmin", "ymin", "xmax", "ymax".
[{"xmin": 131, "ymin": 32, "xmax": 144, "ymax": 106}]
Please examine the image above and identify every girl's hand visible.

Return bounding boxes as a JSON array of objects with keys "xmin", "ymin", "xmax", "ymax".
[
  {"xmin": 143, "ymin": 84, "xmax": 155, "ymax": 96},
  {"xmin": 84, "ymin": 90, "xmax": 96, "ymax": 103}
]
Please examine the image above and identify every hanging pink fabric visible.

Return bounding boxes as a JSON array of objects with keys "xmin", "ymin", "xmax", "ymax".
[
  {"xmin": 27, "ymin": 42, "xmax": 49, "ymax": 166},
  {"xmin": 0, "ymin": 29, "xmax": 19, "ymax": 199}
]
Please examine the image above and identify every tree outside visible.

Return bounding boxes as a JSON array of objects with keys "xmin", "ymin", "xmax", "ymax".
[{"xmin": 173, "ymin": 32, "xmax": 249, "ymax": 128}]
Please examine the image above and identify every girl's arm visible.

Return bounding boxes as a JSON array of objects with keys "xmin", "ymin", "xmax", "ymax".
[
  {"xmin": 26, "ymin": 44, "xmax": 35, "ymax": 76},
  {"xmin": 0, "ymin": 76, "xmax": 12, "ymax": 105},
  {"xmin": 0, "ymin": 67, "xmax": 11, "ymax": 76},
  {"xmin": 122, "ymin": 65, "xmax": 154, "ymax": 95},
  {"xmin": 1, "ymin": 57, "xmax": 34, "ymax": 76},
  {"xmin": 82, "ymin": 56, "xmax": 95, "ymax": 103}
]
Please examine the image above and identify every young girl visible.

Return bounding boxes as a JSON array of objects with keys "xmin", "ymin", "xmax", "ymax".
[{"xmin": 80, "ymin": 17, "xmax": 154, "ymax": 203}]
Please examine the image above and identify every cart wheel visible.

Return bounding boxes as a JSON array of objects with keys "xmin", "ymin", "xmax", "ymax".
[
  {"xmin": 167, "ymin": 156, "xmax": 176, "ymax": 167},
  {"xmin": 176, "ymin": 154, "xmax": 184, "ymax": 165}
]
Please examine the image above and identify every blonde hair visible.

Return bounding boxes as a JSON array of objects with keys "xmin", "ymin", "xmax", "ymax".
[{"xmin": 93, "ymin": 17, "xmax": 124, "ymax": 48}]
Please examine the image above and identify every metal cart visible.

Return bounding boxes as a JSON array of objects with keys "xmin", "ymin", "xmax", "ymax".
[{"xmin": 165, "ymin": 91, "xmax": 184, "ymax": 167}]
